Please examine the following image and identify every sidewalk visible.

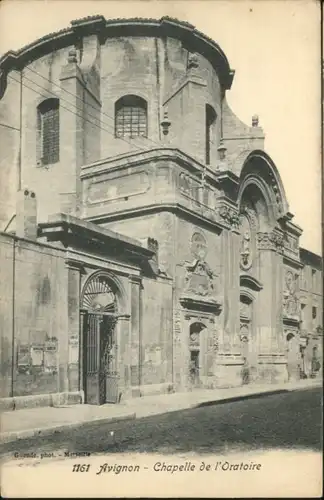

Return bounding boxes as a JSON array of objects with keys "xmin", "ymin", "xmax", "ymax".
[{"xmin": 0, "ymin": 379, "xmax": 321, "ymax": 445}]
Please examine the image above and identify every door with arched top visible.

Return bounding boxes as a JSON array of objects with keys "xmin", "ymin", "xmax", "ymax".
[{"xmin": 81, "ymin": 274, "xmax": 119, "ymax": 405}]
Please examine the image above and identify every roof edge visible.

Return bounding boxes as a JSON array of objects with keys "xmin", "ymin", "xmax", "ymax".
[{"xmin": 0, "ymin": 15, "xmax": 234, "ymax": 98}]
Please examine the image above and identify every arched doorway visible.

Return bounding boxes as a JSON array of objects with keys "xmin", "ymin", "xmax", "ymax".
[{"xmin": 81, "ymin": 273, "xmax": 122, "ymax": 405}]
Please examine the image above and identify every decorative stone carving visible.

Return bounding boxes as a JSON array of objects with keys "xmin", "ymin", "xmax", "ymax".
[
  {"xmin": 257, "ymin": 231, "xmax": 284, "ymax": 252},
  {"xmin": 218, "ymin": 204, "xmax": 240, "ymax": 230},
  {"xmin": 240, "ymin": 230, "xmax": 251, "ymax": 268},
  {"xmin": 241, "ymin": 206, "xmax": 258, "ymax": 230},
  {"xmin": 184, "ymin": 259, "xmax": 216, "ymax": 297},
  {"xmin": 191, "ymin": 232, "xmax": 207, "ymax": 260},
  {"xmin": 239, "ymin": 212, "xmax": 254, "ymax": 270},
  {"xmin": 252, "ymin": 114, "xmax": 259, "ymax": 127},
  {"xmin": 285, "ymin": 270, "xmax": 297, "ymax": 295},
  {"xmin": 189, "ymin": 330, "xmax": 200, "ymax": 348},
  {"xmin": 240, "ymin": 323, "xmax": 249, "ymax": 342},
  {"xmin": 240, "ymin": 301, "xmax": 251, "ymax": 320},
  {"xmin": 67, "ymin": 48, "xmax": 78, "ymax": 64},
  {"xmin": 161, "ymin": 110, "xmax": 171, "ymax": 135},
  {"xmin": 173, "ymin": 310, "xmax": 182, "ymax": 343},
  {"xmin": 283, "ymin": 233, "xmax": 299, "ymax": 255},
  {"xmin": 187, "ymin": 52, "xmax": 199, "ymax": 70},
  {"xmin": 283, "ymin": 270, "xmax": 299, "ymax": 320}
]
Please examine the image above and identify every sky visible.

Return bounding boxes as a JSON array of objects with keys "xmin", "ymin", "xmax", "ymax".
[{"xmin": 0, "ymin": 0, "xmax": 322, "ymax": 254}]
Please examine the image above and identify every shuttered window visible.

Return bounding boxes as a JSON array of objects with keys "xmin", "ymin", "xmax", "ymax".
[{"xmin": 37, "ymin": 98, "xmax": 60, "ymax": 165}]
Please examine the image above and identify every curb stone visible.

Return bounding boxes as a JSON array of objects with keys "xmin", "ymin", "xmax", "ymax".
[
  {"xmin": 193, "ymin": 389, "xmax": 290, "ymax": 409},
  {"xmin": 0, "ymin": 413, "xmax": 136, "ymax": 445}
]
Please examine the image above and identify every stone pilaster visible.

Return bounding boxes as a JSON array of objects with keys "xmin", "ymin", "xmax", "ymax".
[
  {"xmin": 220, "ymin": 226, "xmax": 240, "ymax": 352},
  {"xmin": 130, "ymin": 276, "xmax": 142, "ymax": 397},
  {"xmin": 116, "ymin": 314, "xmax": 131, "ymax": 401},
  {"xmin": 66, "ymin": 259, "xmax": 82, "ymax": 393},
  {"xmin": 59, "ymin": 51, "xmax": 85, "ymax": 217},
  {"xmin": 256, "ymin": 231, "xmax": 287, "ymax": 382}
]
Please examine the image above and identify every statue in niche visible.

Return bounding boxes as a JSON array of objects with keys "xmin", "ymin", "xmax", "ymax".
[
  {"xmin": 285, "ymin": 270, "xmax": 297, "ymax": 296},
  {"xmin": 240, "ymin": 229, "xmax": 252, "ymax": 270},
  {"xmin": 191, "ymin": 232, "xmax": 207, "ymax": 261}
]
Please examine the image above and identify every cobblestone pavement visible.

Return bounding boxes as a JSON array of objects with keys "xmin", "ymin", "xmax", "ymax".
[{"xmin": 0, "ymin": 387, "xmax": 321, "ymax": 459}]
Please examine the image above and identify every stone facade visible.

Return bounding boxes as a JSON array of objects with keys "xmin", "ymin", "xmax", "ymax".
[{"xmin": 0, "ymin": 16, "xmax": 322, "ymax": 408}]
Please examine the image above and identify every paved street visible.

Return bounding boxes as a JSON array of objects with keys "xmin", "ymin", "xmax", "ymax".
[{"xmin": 0, "ymin": 387, "xmax": 321, "ymax": 459}]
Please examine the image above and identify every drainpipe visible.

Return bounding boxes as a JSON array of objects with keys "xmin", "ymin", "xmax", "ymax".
[
  {"xmin": 11, "ymin": 238, "xmax": 16, "ymax": 399},
  {"xmin": 18, "ymin": 70, "xmax": 23, "ymax": 191}
]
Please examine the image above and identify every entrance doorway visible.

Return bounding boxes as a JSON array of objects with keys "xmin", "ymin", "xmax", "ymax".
[
  {"xmin": 188, "ymin": 322, "xmax": 205, "ymax": 388},
  {"xmin": 189, "ymin": 350, "xmax": 200, "ymax": 387},
  {"xmin": 82, "ymin": 312, "xmax": 119, "ymax": 404},
  {"xmin": 81, "ymin": 273, "xmax": 120, "ymax": 405}
]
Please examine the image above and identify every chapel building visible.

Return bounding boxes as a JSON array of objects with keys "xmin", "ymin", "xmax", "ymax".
[{"xmin": 0, "ymin": 16, "xmax": 322, "ymax": 409}]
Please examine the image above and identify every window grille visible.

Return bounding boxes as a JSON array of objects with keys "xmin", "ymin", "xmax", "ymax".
[
  {"xmin": 37, "ymin": 98, "xmax": 59, "ymax": 165},
  {"xmin": 115, "ymin": 95, "xmax": 147, "ymax": 138}
]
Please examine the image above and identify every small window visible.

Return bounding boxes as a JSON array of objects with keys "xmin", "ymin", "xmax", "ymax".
[
  {"xmin": 37, "ymin": 98, "xmax": 60, "ymax": 166},
  {"xmin": 300, "ymin": 303, "xmax": 306, "ymax": 324},
  {"xmin": 312, "ymin": 306, "xmax": 317, "ymax": 320},
  {"xmin": 205, "ymin": 104, "xmax": 216, "ymax": 165},
  {"xmin": 311, "ymin": 269, "xmax": 316, "ymax": 292},
  {"xmin": 115, "ymin": 95, "xmax": 147, "ymax": 138}
]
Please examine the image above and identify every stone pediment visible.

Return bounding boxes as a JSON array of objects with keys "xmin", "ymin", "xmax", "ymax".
[
  {"xmin": 240, "ymin": 273, "xmax": 263, "ymax": 292},
  {"xmin": 180, "ymin": 294, "xmax": 222, "ymax": 313}
]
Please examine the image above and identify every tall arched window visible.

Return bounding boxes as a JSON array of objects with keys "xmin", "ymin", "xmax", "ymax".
[
  {"xmin": 115, "ymin": 95, "xmax": 147, "ymax": 138},
  {"xmin": 37, "ymin": 98, "xmax": 60, "ymax": 165},
  {"xmin": 205, "ymin": 104, "xmax": 216, "ymax": 165}
]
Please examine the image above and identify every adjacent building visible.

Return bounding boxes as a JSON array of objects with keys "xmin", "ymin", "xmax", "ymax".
[{"xmin": 0, "ymin": 16, "xmax": 322, "ymax": 409}]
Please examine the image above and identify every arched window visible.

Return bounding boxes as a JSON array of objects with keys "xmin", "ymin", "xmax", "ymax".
[
  {"xmin": 115, "ymin": 95, "xmax": 147, "ymax": 138},
  {"xmin": 205, "ymin": 104, "xmax": 216, "ymax": 165},
  {"xmin": 37, "ymin": 98, "xmax": 60, "ymax": 165}
]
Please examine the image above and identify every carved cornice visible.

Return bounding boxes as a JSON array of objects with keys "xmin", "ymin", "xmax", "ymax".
[{"xmin": 65, "ymin": 259, "xmax": 86, "ymax": 273}]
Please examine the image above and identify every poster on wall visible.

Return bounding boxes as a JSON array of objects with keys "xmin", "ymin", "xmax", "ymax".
[
  {"xmin": 17, "ymin": 344, "xmax": 31, "ymax": 373},
  {"xmin": 30, "ymin": 344, "xmax": 44, "ymax": 367},
  {"xmin": 44, "ymin": 339, "xmax": 58, "ymax": 372},
  {"xmin": 68, "ymin": 335, "xmax": 79, "ymax": 364}
]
